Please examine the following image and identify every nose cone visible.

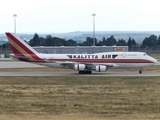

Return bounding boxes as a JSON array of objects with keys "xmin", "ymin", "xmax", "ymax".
[
  {"xmin": 151, "ymin": 57, "xmax": 158, "ymax": 64},
  {"xmin": 153, "ymin": 58, "xmax": 158, "ymax": 64}
]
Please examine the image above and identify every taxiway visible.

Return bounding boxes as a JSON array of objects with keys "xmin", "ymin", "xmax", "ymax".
[
  {"xmin": 0, "ymin": 61, "xmax": 159, "ymax": 76},
  {"xmin": 0, "ymin": 72, "xmax": 159, "ymax": 77}
]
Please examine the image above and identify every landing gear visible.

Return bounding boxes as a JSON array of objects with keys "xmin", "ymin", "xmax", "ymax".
[
  {"xmin": 139, "ymin": 68, "xmax": 142, "ymax": 74},
  {"xmin": 78, "ymin": 70, "xmax": 92, "ymax": 74}
]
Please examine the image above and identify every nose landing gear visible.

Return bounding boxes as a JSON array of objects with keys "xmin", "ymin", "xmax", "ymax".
[{"xmin": 139, "ymin": 68, "xmax": 142, "ymax": 74}]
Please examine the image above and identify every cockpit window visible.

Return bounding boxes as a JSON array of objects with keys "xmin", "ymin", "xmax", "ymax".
[{"xmin": 143, "ymin": 54, "xmax": 147, "ymax": 56}]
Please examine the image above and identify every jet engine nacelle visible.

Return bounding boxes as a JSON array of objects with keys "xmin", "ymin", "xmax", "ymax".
[
  {"xmin": 96, "ymin": 65, "xmax": 107, "ymax": 72},
  {"xmin": 74, "ymin": 64, "xmax": 86, "ymax": 71}
]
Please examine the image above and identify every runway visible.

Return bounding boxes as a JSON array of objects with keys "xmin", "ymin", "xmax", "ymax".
[
  {"xmin": 0, "ymin": 72, "xmax": 160, "ymax": 76},
  {"xmin": 0, "ymin": 61, "xmax": 44, "ymax": 68},
  {"xmin": 0, "ymin": 61, "xmax": 160, "ymax": 76},
  {"xmin": 0, "ymin": 61, "xmax": 160, "ymax": 69}
]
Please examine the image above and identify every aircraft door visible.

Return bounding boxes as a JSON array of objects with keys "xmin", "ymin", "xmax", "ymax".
[{"xmin": 122, "ymin": 52, "xmax": 127, "ymax": 58}]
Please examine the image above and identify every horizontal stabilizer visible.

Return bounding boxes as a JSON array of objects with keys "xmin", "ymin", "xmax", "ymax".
[{"xmin": 10, "ymin": 55, "xmax": 30, "ymax": 59}]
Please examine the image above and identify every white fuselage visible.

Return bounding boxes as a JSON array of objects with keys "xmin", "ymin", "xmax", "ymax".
[{"xmin": 28, "ymin": 52, "xmax": 157, "ymax": 69}]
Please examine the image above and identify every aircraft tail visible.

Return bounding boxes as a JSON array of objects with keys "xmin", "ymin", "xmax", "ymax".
[{"xmin": 5, "ymin": 32, "xmax": 41, "ymax": 60}]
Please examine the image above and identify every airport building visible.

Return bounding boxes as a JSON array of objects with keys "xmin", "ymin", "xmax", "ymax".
[
  {"xmin": 33, "ymin": 46, "xmax": 128, "ymax": 54},
  {"xmin": 0, "ymin": 46, "xmax": 128, "ymax": 58}
]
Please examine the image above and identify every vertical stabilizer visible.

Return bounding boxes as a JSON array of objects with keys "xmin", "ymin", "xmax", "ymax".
[{"xmin": 6, "ymin": 32, "xmax": 41, "ymax": 60}]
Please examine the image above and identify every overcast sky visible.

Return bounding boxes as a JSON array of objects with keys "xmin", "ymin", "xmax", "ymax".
[{"xmin": 0, "ymin": 0, "xmax": 160, "ymax": 33}]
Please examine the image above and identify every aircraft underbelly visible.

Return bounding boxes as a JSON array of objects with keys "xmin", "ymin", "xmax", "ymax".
[
  {"xmin": 35, "ymin": 62, "xmax": 70, "ymax": 68},
  {"xmin": 114, "ymin": 63, "xmax": 154, "ymax": 69},
  {"xmin": 33, "ymin": 62, "xmax": 154, "ymax": 69}
]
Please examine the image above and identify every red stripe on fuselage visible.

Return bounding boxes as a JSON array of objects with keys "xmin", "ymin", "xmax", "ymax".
[
  {"xmin": 24, "ymin": 58, "xmax": 153, "ymax": 63},
  {"xmin": 53, "ymin": 59, "xmax": 154, "ymax": 63}
]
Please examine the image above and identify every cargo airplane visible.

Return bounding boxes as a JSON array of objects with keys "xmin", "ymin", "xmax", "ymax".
[{"xmin": 6, "ymin": 32, "xmax": 157, "ymax": 74}]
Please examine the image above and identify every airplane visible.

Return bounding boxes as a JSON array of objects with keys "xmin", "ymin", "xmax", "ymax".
[{"xmin": 5, "ymin": 32, "xmax": 157, "ymax": 74}]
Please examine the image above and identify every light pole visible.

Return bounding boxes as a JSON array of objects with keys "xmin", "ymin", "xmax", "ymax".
[
  {"xmin": 92, "ymin": 13, "xmax": 96, "ymax": 46},
  {"xmin": 13, "ymin": 14, "xmax": 17, "ymax": 33}
]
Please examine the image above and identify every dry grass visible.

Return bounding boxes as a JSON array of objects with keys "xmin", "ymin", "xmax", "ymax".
[
  {"xmin": 0, "ymin": 77, "xmax": 160, "ymax": 120},
  {"xmin": 0, "ymin": 54, "xmax": 160, "ymax": 120},
  {"xmin": 150, "ymin": 53, "xmax": 160, "ymax": 60},
  {"xmin": 0, "ymin": 115, "xmax": 159, "ymax": 120},
  {"xmin": 0, "ymin": 65, "xmax": 159, "ymax": 73}
]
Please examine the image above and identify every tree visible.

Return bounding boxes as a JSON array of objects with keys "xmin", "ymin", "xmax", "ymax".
[
  {"xmin": 53, "ymin": 37, "xmax": 65, "ymax": 46},
  {"xmin": 141, "ymin": 35, "xmax": 157, "ymax": 48},
  {"xmin": 142, "ymin": 37, "xmax": 149, "ymax": 48},
  {"xmin": 65, "ymin": 39, "xmax": 77, "ymax": 46},
  {"xmin": 29, "ymin": 33, "xmax": 40, "ymax": 46},
  {"xmin": 131, "ymin": 38, "xmax": 137, "ymax": 46},
  {"xmin": 106, "ymin": 35, "xmax": 117, "ymax": 46},
  {"xmin": 127, "ymin": 37, "xmax": 132, "ymax": 47},
  {"xmin": 117, "ymin": 39, "xmax": 127, "ymax": 46},
  {"xmin": 102, "ymin": 37, "xmax": 105, "ymax": 43},
  {"xmin": 85, "ymin": 37, "xmax": 93, "ymax": 46},
  {"xmin": 46, "ymin": 35, "xmax": 53, "ymax": 46},
  {"xmin": 79, "ymin": 37, "xmax": 97, "ymax": 46},
  {"xmin": 39, "ymin": 37, "xmax": 46, "ymax": 46},
  {"xmin": 157, "ymin": 35, "xmax": 160, "ymax": 46},
  {"xmin": 149, "ymin": 35, "xmax": 157, "ymax": 48},
  {"xmin": 2, "ymin": 43, "xmax": 10, "ymax": 49},
  {"xmin": 98, "ymin": 37, "xmax": 106, "ymax": 46}
]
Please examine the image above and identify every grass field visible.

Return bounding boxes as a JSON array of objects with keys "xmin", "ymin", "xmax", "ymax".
[
  {"xmin": 0, "ymin": 65, "xmax": 160, "ymax": 120},
  {"xmin": 0, "ymin": 75, "xmax": 160, "ymax": 120}
]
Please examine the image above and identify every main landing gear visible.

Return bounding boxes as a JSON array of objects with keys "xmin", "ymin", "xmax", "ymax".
[
  {"xmin": 139, "ymin": 68, "xmax": 142, "ymax": 74},
  {"xmin": 79, "ymin": 70, "xmax": 92, "ymax": 74}
]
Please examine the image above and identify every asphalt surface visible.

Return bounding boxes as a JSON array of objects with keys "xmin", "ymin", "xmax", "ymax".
[
  {"xmin": 0, "ymin": 72, "xmax": 160, "ymax": 76},
  {"xmin": 0, "ymin": 61, "xmax": 160, "ymax": 68},
  {"xmin": 0, "ymin": 61, "xmax": 44, "ymax": 68},
  {"xmin": 0, "ymin": 61, "xmax": 160, "ymax": 76}
]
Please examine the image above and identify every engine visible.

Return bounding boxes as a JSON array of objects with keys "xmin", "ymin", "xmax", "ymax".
[
  {"xmin": 74, "ymin": 64, "xmax": 86, "ymax": 71},
  {"xmin": 96, "ymin": 65, "xmax": 107, "ymax": 72}
]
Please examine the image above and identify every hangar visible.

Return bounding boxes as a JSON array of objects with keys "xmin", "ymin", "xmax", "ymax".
[{"xmin": 33, "ymin": 46, "xmax": 128, "ymax": 54}]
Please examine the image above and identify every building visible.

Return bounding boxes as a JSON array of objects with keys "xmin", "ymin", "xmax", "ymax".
[{"xmin": 33, "ymin": 46, "xmax": 128, "ymax": 54}]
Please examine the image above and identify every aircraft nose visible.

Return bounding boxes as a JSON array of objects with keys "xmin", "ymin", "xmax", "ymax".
[{"xmin": 153, "ymin": 58, "xmax": 158, "ymax": 64}]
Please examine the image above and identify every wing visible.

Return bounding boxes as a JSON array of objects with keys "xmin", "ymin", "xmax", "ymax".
[
  {"xmin": 54, "ymin": 61, "xmax": 118, "ymax": 69},
  {"xmin": 42, "ymin": 58, "xmax": 119, "ymax": 69}
]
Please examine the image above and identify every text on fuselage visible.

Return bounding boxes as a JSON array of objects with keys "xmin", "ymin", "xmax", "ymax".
[{"xmin": 67, "ymin": 55, "xmax": 118, "ymax": 59}]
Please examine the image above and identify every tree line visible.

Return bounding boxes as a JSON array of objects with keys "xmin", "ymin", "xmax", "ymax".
[
  {"xmin": 1, "ymin": 33, "xmax": 160, "ymax": 49},
  {"xmin": 29, "ymin": 33, "xmax": 160, "ymax": 48},
  {"xmin": 29, "ymin": 33, "xmax": 137, "ymax": 47}
]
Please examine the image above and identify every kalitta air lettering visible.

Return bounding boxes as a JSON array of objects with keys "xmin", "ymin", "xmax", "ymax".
[{"xmin": 67, "ymin": 54, "xmax": 118, "ymax": 59}]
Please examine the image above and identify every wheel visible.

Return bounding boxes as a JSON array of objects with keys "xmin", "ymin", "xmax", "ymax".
[
  {"xmin": 89, "ymin": 71, "xmax": 92, "ymax": 74},
  {"xmin": 78, "ymin": 71, "xmax": 92, "ymax": 74},
  {"xmin": 79, "ymin": 71, "xmax": 82, "ymax": 74},
  {"xmin": 139, "ymin": 69, "xmax": 142, "ymax": 74},
  {"xmin": 79, "ymin": 71, "xmax": 85, "ymax": 74},
  {"xmin": 86, "ymin": 71, "xmax": 92, "ymax": 74}
]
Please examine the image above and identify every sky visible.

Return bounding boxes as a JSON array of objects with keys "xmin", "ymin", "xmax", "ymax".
[{"xmin": 0, "ymin": 0, "xmax": 160, "ymax": 33}]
